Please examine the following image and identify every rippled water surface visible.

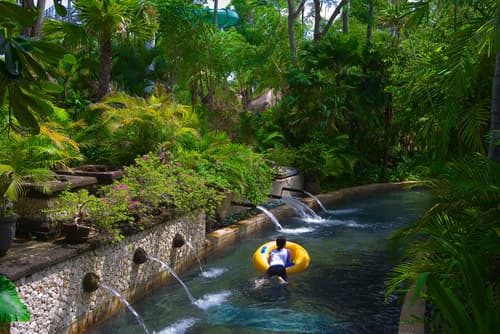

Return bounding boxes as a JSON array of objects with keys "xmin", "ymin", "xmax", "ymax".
[{"xmin": 86, "ymin": 190, "xmax": 431, "ymax": 334}]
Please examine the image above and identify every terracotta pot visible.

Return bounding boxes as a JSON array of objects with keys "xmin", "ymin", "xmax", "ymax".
[
  {"xmin": 62, "ymin": 222, "xmax": 91, "ymax": 244},
  {"xmin": 0, "ymin": 216, "xmax": 16, "ymax": 256}
]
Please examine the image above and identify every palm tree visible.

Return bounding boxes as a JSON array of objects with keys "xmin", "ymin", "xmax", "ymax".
[
  {"xmin": 0, "ymin": 1, "xmax": 66, "ymax": 133},
  {"xmin": 72, "ymin": 0, "xmax": 157, "ymax": 101}
]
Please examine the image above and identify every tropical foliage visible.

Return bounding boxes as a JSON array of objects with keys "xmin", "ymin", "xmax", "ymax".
[
  {"xmin": 1, "ymin": 0, "xmax": 500, "ymax": 328},
  {"xmin": 0, "ymin": 275, "xmax": 29, "ymax": 324},
  {"xmin": 388, "ymin": 154, "xmax": 500, "ymax": 331}
]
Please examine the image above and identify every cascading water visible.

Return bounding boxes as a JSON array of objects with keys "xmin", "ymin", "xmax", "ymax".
[
  {"xmin": 98, "ymin": 283, "xmax": 151, "ymax": 334},
  {"xmin": 185, "ymin": 240, "xmax": 204, "ymax": 273},
  {"xmin": 147, "ymin": 256, "xmax": 195, "ymax": 303},
  {"xmin": 303, "ymin": 190, "xmax": 327, "ymax": 212},
  {"xmin": 280, "ymin": 196, "xmax": 323, "ymax": 221},
  {"xmin": 255, "ymin": 205, "xmax": 284, "ymax": 230}
]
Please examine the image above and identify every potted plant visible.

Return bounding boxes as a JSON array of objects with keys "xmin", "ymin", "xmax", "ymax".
[
  {"xmin": 43, "ymin": 189, "xmax": 94, "ymax": 243},
  {"xmin": 44, "ymin": 187, "xmax": 135, "ymax": 243},
  {"xmin": 0, "ymin": 275, "xmax": 30, "ymax": 334}
]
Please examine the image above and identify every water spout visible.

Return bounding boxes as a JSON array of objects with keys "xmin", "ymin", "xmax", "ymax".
[
  {"xmin": 281, "ymin": 187, "xmax": 305, "ymax": 195},
  {"xmin": 172, "ymin": 233, "xmax": 185, "ymax": 248},
  {"xmin": 230, "ymin": 201, "xmax": 256, "ymax": 208},
  {"xmin": 303, "ymin": 190, "xmax": 327, "ymax": 212},
  {"xmin": 185, "ymin": 240, "xmax": 204, "ymax": 273},
  {"xmin": 268, "ymin": 194, "xmax": 282, "ymax": 199},
  {"xmin": 133, "ymin": 247, "xmax": 149, "ymax": 264},
  {"xmin": 99, "ymin": 282, "xmax": 151, "ymax": 334},
  {"xmin": 147, "ymin": 256, "xmax": 195, "ymax": 304},
  {"xmin": 82, "ymin": 272, "xmax": 100, "ymax": 293},
  {"xmin": 256, "ymin": 205, "xmax": 284, "ymax": 231},
  {"xmin": 280, "ymin": 196, "xmax": 323, "ymax": 221}
]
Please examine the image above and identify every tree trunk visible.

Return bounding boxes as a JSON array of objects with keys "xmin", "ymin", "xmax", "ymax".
[
  {"xmin": 489, "ymin": 51, "xmax": 500, "ymax": 163},
  {"xmin": 287, "ymin": 0, "xmax": 298, "ymax": 61},
  {"xmin": 382, "ymin": 94, "xmax": 393, "ymax": 178},
  {"xmin": 342, "ymin": 0, "xmax": 349, "ymax": 34},
  {"xmin": 32, "ymin": 0, "xmax": 46, "ymax": 38},
  {"xmin": 313, "ymin": 0, "xmax": 321, "ymax": 42},
  {"xmin": 96, "ymin": 37, "xmax": 112, "ymax": 101},
  {"xmin": 314, "ymin": 0, "xmax": 346, "ymax": 43},
  {"xmin": 21, "ymin": 0, "xmax": 35, "ymax": 37},
  {"xmin": 367, "ymin": 0, "xmax": 374, "ymax": 42},
  {"xmin": 213, "ymin": 0, "xmax": 218, "ymax": 27},
  {"xmin": 286, "ymin": 0, "xmax": 307, "ymax": 62}
]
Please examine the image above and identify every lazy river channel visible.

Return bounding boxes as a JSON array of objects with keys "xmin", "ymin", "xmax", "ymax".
[{"xmin": 86, "ymin": 189, "xmax": 431, "ymax": 334}]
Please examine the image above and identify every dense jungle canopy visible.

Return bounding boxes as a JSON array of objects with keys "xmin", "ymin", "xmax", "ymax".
[{"xmin": 1, "ymin": 0, "xmax": 500, "ymax": 332}]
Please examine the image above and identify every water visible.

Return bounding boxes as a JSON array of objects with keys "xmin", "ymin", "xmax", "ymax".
[
  {"xmin": 303, "ymin": 190, "xmax": 327, "ymax": 212},
  {"xmin": 280, "ymin": 196, "xmax": 324, "ymax": 222},
  {"xmin": 147, "ymin": 256, "xmax": 195, "ymax": 304},
  {"xmin": 256, "ymin": 205, "xmax": 284, "ymax": 230},
  {"xmin": 185, "ymin": 240, "xmax": 204, "ymax": 273},
  {"xmin": 86, "ymin": 190, "xmax": 431, "ymax": 334},
  {"xmin": 98, "ymin": 283, "xmax": 151, "ymax": 334}
]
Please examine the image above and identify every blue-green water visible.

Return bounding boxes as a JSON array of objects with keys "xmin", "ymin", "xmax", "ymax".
[{"xmin": 86, "ymin": 190, "xmax": 431, "ymax": 334}]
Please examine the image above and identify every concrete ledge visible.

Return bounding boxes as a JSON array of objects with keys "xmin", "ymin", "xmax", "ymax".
[{"xmin": 398, "ymin": 284, "xmax": 426, "ymax": 334}]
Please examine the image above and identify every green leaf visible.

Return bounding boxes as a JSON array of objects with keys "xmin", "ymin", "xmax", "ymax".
[
  {"xmin": 0, "ymin": 2, "xmax": 37, "ymax": 27},
  {"xmin": 412, "ymin": 272, "xmax": 429, "ymax": 304},
  {"xmin": 41, "ymin": 82, "xmax": 64, "ymax": 93},
  {"xmin": 0, "ymin": 275, "xmax": 30, "ymax": 323},
  {"xmin": 55, "ymin": 3, "xmax": 68, "ymax": 17},
  {"xmin": 8, "ymin": 85, "xmax": 40, "ymax": 133},
  {"xmin": 62, "ymin": 53, "xmax": 77, "ymax": 65},
  {"xmin": 427, "ymin": 275, "xmax": 474, "ymax": 333}
]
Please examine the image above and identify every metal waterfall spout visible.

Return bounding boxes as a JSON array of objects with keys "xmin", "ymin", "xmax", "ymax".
[{"xmin": 230, "ymin": 201, "xmax": 257, "ymax": 208}]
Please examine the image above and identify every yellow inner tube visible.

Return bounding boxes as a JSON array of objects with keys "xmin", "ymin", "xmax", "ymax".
[{"xmin": 252, "ymin": 241, "xmax": 310, "ymax": 275}]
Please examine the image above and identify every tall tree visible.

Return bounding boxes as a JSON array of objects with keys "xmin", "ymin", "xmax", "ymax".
[
  {"xmin": 342, "ymin": 0, "xmax": 349, "ymax": 33},
  {"xmin": 73, "ymin": 0, "xmax": 157, "ymax": 101},
  {"xmin": 489, "ymin": 1, "xmax": 500, "ymax": 162},
  {"xmin": 313, "ymin": 0, "xmax": 347, "ymax": 43},
  {"xmin": 287, "ymin": 0, "xmax": 307, "ymax": 61}
]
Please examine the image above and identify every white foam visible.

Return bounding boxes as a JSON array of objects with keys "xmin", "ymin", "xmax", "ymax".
[
  {"xmin": 325, "ymin": 208, "xmax": 361, "ymax": 215},
  {"xmin": 281, "ymin": 227, "xmax": 315, "ymax": 234},
  {"xmin": 200, "ymin": 267, "xmax": 227, "ymax": 279},
  {"xmin": 322, "ymin": 219, "xmax": 367, "ymax": 228},
  {"xmin": 194, "ymin": 291, "xmax": 232, "ymax": 310},
  {"xmin": 301, "ymin": 217, "xmax": 326, "ymax": 224},
  {"xmin": 155, "ymin": 318, "xmax": 198, "ymax": 334}
]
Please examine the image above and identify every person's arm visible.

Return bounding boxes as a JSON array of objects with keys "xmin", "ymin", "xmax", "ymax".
[{"xmin": 285, "ymin": 249, "xmax": 294, "ymax": 267}]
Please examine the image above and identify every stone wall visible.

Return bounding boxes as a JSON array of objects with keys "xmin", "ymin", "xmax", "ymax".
[{"xmin": 10, "ymin": 213, "xmax": 206, "ymax": 334}]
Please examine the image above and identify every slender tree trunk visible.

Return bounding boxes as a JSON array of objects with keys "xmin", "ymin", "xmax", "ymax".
[
  {"xmin": 287, "ymin": 0, "xmax": 307, "ymax": 62},
  {"xmin": 382, "ymin": 94, "xmax": 393, "ymax": 178},
  {"xmin": 21, "ymin": 0, "xmax": 35, "ymax": 37},
  {"xmin": 313, "ymin": 0, "xmax": 321, "ymax": 42},
  {"xmin": 367, "ymin": 0, "xmax": 374, "ymax": 42},
  {"xmin": 287, "ymin": 0, "xmax": 298, "ymax": 61},
  {"xmin": 489, "ymin": 51, "xmax": 500, "ymax": 162},
  {"xmin": 342, "ymin": 0, "xmax": 349, "ymax": 34},
  {"xmin": 33, "ymin": 0, "xmax": 46, "ymax": 38},
  {"xmin": 313, "ymin": 0, "xmax": 346, "ymax": 44},
  {"xmin": 213, "ymin": 0, "xmax": 218, "ymax": 27},
  {"xmin": 96, "ymin": 37, "xmax": 112, "ymax": 101}
]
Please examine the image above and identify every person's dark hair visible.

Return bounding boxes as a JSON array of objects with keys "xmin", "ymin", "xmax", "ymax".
[{"xmin": 276, "ymin": 236, "xmax": 286, "ymax": 250}]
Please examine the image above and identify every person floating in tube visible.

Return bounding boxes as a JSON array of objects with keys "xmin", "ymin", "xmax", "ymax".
[{"xmin": 255, "ymin": 236, "xmax": 294, "ymax": 287}]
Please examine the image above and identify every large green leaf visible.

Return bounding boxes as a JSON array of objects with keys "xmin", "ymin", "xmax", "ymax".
[
  {"xmin": 0, "ymin": 1, "xmax": 36, "ymax": 27},
  {"xmin": 0, "ymin": 275, "xmax": 30, "ymax": 323}
]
